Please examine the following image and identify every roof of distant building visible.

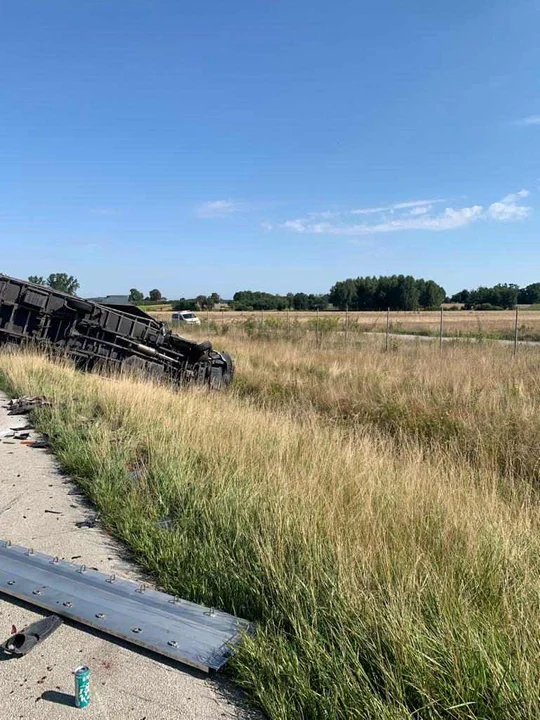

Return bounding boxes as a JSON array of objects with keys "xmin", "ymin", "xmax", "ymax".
[{"xmin": 87, "ymin": 295, "xmax": 133, "ymax": 305}]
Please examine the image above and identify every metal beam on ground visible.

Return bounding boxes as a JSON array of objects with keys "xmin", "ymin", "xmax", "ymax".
[{"xmin": 0, "ymin": 540, "xmax": 251, "ymax": 672}]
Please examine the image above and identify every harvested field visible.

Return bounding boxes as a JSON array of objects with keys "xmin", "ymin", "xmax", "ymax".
[
  {"xmin": 1, "ymin": 337, "xmax": 540, "ymax": 719},
  {"xmin": 152, "ymin": 309, "xmax": 540, "ymax": 342}
]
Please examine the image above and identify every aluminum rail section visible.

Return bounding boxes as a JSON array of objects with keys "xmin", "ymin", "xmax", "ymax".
[{"xmin": 0, "ymin": 540, "xmax": 251, "ymax": 672}]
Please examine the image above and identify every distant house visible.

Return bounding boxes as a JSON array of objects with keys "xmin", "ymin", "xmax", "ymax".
[
  {"xmin": 86, "ymin": 294, "xmax": 154, "ymax": 319},
  {"xmin": 87, "ymin": 295, "xmax": 133, "ymax": 305}
]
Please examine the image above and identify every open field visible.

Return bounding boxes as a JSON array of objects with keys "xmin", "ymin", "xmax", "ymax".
[
  {"xmin": 1, "ymin": 337, "xmax": 540, "ymax": 718},
  {"xmin": 152, "ymin": 309, "xmax": 540, "ymax": 342}
]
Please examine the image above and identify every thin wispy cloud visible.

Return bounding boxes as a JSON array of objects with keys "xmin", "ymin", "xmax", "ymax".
[
  {"xmin": 351, "ymin": 198, "xmax": 445, "ymax": 216},
  {"xmin": 276, "ymin": 190, "xmax": 531, "ymax": 237},
  {"xmin": 195, "ymin": 200, "xmax": 243, "ymax": 218},
  {"xmin": 514, "ymin": 116, "xmax": 540, "ymax": 126}
]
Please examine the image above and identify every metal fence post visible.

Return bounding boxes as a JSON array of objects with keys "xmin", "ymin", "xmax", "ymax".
[
  {"xmin": 385, "ymin": 307, "xmax": 390, "ymax": 351},
  {"xmin": 439, "ymin": 305, "xmax": 444, "ymax": 350},
  {"xmin": 513, "ymin": 305, "xmax": 519, "ymax": 356},
  {"xmin": 345, "ymin": 305, "xmax": 349, "ymax": 346}
]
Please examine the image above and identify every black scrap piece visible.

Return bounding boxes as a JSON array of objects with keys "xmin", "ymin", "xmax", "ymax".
[
  {"xmin": 2, "ymin": 615, "xmax": 63, "ymax": 656},
  {"xmin": 29, "ymin": 439, "xmax": 50, "ymax": 449},
  {"xmin": 75, "ymin": 517, "xmax": 97, "ymax": 528}
]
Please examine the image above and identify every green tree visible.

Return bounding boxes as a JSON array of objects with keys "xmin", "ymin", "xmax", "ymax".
[
  {"xmin": 396, "ymin": 275, "xmax": 420, "ymax": 310},
  {"xmin": 173, "ymin": 298, "xmax": 198, "ymax": 311},
  {"xmin": 28, "ymin": 275, "xmax": 45, "ymax": 285},
  {"xmin": 232, "ymin": 291, "xmax": 288, "ymax": 311},
  {"xmin": 450, "ymin": 289, "xmax": 471, "ymax": 304},
  {"xmin": 46, "ymin": 273, "xmax": 80, "ymax": 295},
  {"xmin": 210, "ymin": 292, "xmax": 221, "ymax": 306},
  {"xmin": 418, "ymin": 279, "xmax": 445, "ymax": 308},
  {"xmin": 308, "ymin": 294, "xmax": 329, "ymax": 310},
  {"xmin": 518, "ymin": 283, "xmax": 540, "ymax": 304},
  {"xmin": 128, "ymin": 288, "xmax": 144, "ymax": 304},
  {"xmin": 356, "ymin": 277, "xmax": 377, "ymax": 309},
  {"xmin": 469, "ymin": 284, "xmax": 518, "ymax": 309},
  {"xmin": 293, "ymin": 292, "xmax": 309, "ymax": 310},
  {"xmin": 328, "ymin": 279, "xmax": 358, "ymax": 310},
  {"xmin": 148, "ymin": 289, "xmax": 162, "ymax": 302}
]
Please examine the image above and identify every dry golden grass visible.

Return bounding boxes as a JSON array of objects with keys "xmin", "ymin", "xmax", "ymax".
[
  {"xmin": 151, "ymin": 308, "xmax": 540, "ymax": 340},
  {"xmin": 1, "ymin": 338, "xmax": 540, "ymax": 718}
]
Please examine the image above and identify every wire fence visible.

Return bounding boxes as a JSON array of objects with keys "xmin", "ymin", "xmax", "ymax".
[{"xmin": 167, "ymin": 306, "xmax": 540, "ymax": 354}]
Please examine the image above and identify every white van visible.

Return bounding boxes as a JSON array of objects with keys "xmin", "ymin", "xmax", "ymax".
[{"xmin": 171, "ymin": 310, "xmax": 201, "ymax": 326}]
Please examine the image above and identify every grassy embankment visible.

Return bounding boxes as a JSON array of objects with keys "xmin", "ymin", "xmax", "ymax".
[{"xmin": 1, "ymin": 336, "xmax": 540, "ymax": 719}]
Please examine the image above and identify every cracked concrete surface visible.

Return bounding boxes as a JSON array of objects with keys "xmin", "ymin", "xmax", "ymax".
[{"xmin": 0, "ymin": 390, "xmax": 259, "ymax": 720}]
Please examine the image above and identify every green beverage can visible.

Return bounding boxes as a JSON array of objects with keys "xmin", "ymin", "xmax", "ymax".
[{"xmin": 73, "ymin": 665, "xmax": 90, "ymax": 708}]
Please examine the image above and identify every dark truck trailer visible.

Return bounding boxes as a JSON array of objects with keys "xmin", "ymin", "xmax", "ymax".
[{"xmin": 0, "ymin": 274, "xmax": 233, "ymax": 388}]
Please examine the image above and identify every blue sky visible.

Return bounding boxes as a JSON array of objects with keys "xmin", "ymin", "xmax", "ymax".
[{"xmin": 1, "ymin": 0, "xmax": 539, "ymax": 299}]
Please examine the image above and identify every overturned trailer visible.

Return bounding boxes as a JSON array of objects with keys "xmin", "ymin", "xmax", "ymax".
[{"xmin": 0, "ymin": 274, "xmax": 233, "ymax": 387}]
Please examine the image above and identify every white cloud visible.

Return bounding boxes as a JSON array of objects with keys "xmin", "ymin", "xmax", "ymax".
[
  {"xmin": 350, "ymin": 205, "xmax": 390, "ymax": 216},
  {"xmin": 351, "ymin": 198, "xmax": 444, "ymax": 216},
  {"xmin": 515, "ymin": 116, "xmax": 540, "ymax": 126},
  {"xmin": 486, "ymin": 190, "xmax": 531, "ymax": 221},
  {"xmin": 277, "ymin": 190, "xmax": 531, "ymax": 237},
  {"xmin": 195, "ymin": 200, "xmax": 242, "ymax": 218},
  {"xmin": 392, "ymin": 199, "xmax": 445, "ymax": 211}
]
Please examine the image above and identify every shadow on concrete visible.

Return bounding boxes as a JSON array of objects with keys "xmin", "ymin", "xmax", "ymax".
[
  {"xmin": 0, "ymin": 648, "xmax": 17, "ymax": 662},
  {"xmin": 41, "ymin": 690, "xmax": 74, "ymax": 706},
  {"xmin": 209, "ymin": 673, "xmax": 265, "ymax": 720},
  {"xmin": 0, "ymin": 591, "xmax": 264, "ymax": 716}
]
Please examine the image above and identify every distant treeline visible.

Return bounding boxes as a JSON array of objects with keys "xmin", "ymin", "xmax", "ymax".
[
  {"xmin": 329, "ymin": 275, "xmax": 446, "ymax": 311},
  {"xmin": 230, "ymin": 291, "xmax": 329, "ymax": 311},
  {"xmin": 132, "ymin": 278, "xmax": 540, "ymax": 313},
  {"xmin": 450, "ymin": 283, "xmax": 540, "ymax": 310}
]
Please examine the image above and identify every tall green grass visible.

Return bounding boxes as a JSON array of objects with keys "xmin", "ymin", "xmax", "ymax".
[{"xmin": 1, "ymin": 346, "xmax": 540, "ymax": 719}]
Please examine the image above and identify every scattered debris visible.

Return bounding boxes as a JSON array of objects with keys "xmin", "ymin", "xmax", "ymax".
[
  {"xmin": 44, "ymin": 510, "xmax": 62, "ymax": 515},
  {"xmin": 75, "ymin": 516, "xmax": 98, "ymax": 529},
  {"xmin": 1, "ymin": 615, "xmax": 63, "ymax": 656},
  {"xmin": 27, "ymin": 438, "xmax": 50, "ymax": 449},
  {"xmin": 13, "ymin": 432, "xmax": 30, "ymax": 440},
  {"xmin": 7, "ymin": 397, "xmax": 51, "ymax": 416},
  {"xmin": 0, "ymin": 429, "xmax": 14, "ymax": 439},
  {"xmin": 0, "ymin": 540, "xmax": 252, "ymax": 671}
]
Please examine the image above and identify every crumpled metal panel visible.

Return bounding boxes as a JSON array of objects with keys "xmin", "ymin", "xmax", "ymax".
[{"xmin": 0, "ymin": 541, "xmax": 251, "ymax": 672}]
